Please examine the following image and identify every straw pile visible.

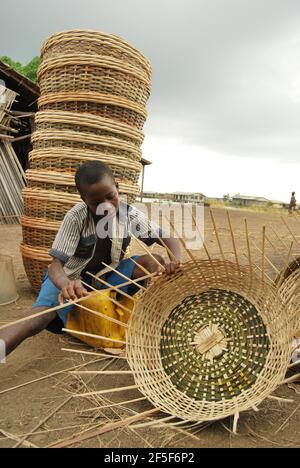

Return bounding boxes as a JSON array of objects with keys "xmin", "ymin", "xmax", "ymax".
[
  {"xmin": 0, "ymin": 85, "xmax": 26, "ymax": 224},
  {"xmin": 22, "ymin": 30, "xmax": 152, "ymax": 291}
]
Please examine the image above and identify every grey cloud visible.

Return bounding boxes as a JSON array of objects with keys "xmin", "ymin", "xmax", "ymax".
[{"xmin": 1, "ymin": 0, "xmax": 300, "ymax": 162}]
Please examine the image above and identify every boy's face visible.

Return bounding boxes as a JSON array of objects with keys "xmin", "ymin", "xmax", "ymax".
[{"xmin": 81, "ymin": 175, "xmax": 120, "ymax": 216}]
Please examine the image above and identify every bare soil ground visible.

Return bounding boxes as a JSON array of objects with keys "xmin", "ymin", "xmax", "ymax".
[{"xmin": 0, "ymin": 208, "xmax": 299, "ymax": 448}]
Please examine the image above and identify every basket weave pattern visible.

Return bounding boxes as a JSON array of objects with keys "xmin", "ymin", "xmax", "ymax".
[{"xmin": 126, "ymin": 260, "xmax": 291, "ymax": 422}]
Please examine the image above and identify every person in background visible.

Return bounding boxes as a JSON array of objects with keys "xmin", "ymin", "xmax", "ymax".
[{"xmin": 289, "ymin": 192, "xmax": 297, "ymax": 214}]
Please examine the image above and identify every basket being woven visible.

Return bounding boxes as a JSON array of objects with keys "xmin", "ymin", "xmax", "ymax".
[{"xmin": 126, "ymin": 260, "xmax": 292, "ymax": 422}]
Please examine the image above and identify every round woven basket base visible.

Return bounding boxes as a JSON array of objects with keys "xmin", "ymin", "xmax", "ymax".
[
  {"xmin": 126, "ymin": 260, "xmax": 291, "ymax": 422},
  {"xmin": 161, "ymin": 289, "xmax": 270, "ymax": 402}
]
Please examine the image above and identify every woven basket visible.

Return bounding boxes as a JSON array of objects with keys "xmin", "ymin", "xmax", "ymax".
[
  {"xmin": 41, "ymin": 30, "xmax": 152, "ymax": 80},
  {"xmin": 23, "ymin": 185, "xmax": 139, "ymax": 221},
  {"xmin": 26, "ymin": 172, "xmax": 139, "ymax": 200},
  {"xmin": 31, "ymin": 130, "xmax": 142, "ymax": 162},
  {"xmin": 38, "ymin": 56, "xmax": 151, "ymax": 106},
  {"xmin": 21, "ymin": 244, "xmax": 51, "ymax": 292},
  {"xmin": 23, "ymin": 188, "xmax": 80, "ymax": 221},
  {"xmin": 21, "ymin": 216, "xmax": 60, "ymax": 249},
  {"xmin": 35, "ymin": 111, "xmax": 144, "ymax": 146},
  {"xmin": 29, "ymin": 148, "xmax": 142, "ymax": 184},
  {"xmin": 127, "ymin": 259, "xmax": 291, "ymax": 422},
  {"xmin": 278, "ymin": 258, "xmax": 300, "ymax": 332},
  {"xmin": 38, "ymin": 93, "xmax": 147, "ymax": 129}
]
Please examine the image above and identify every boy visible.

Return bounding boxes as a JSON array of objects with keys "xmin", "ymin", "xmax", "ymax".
[
  {"xmin": 1, "ymin": 161, "xmax": 182, "ymax": 356},
  {"xmin": 289, "ymin": 192, "xmax": 297, "ymax": 214}
]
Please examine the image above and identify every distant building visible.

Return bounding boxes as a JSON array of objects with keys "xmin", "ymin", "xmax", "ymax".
[
  {"xmin": 173, "ymin": 192, "xmax": 205, "ymax": 204},
  {"xmin": 142, "ymin": 191, "xmax": 205, "ymax": 204},
  {"xmin": 232, "ymin": 195, "xmax": 269, "ymax": 208}
]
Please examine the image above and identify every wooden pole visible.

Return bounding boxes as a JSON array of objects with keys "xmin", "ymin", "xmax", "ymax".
[
  {"xmin": 61, "ymin": 348, "xmax": 127, "ymax": 359},
  {"xmin": 226, "ymin": 210, "xmax": 240, "ymax": 274},
  {"xmin": 73, "ymin": 384, "xmax": 139, "ymax": 399},
  {"xmin": 281, "ymin": 217, "xmax": 300, "ymax": 249},
  {"xmin": 0, "ymin": 272, "xmax": 156, "ymax": 332},
  {"xmin": 85, "ymin": 271, "xmax": 137, "ymax": 303},
  {"xmin": 210, "ymin": 209, "xmax": 227, "ymax": 264},
  {"xmin": 78, "ymin": 281, "xmax": 133, "ymax": 314},
  {"xmin": 48, "ymin": 408, "xmax": 159, "ymax": 448},
  {"xmin": 245, "ymin": 218, "xmax": 253, "ymax": 275},
  {"xmin": 101, "ymin": 262, "xmax": 148, "ymax": 291},
  {"xmin": 262, "ymin": 226, "xmax": 266, "ymax": 283},
  {"xmin": 70, "ymin": 300, "xmax": 129, "ymax": 328},
  {"xmin": 129, "ymin": 230, "xmax": 166, "ymax": 272},
  {"xmin": 62, "ymin": 328, "xmax": 126, "ymax": 345}
]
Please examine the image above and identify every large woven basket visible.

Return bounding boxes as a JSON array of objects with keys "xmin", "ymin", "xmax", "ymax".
[
  {"xmin": 41, "ymin": 30, "xmax": 152, "ymax": 81},
  {"xmin": 25, "ymin": 174, "xmax": 139, "ymax": 204},
  {"xmin": 21, "ymin": 244, "xmax": 51, "ymax": 292},
  {"xmin": 21, "ymin": 216, "xmax": 60, "ymax": 249},
  {"xmin": 126, "ymin": 259, "xmax": 292, "ymax": 422},
  {"xmin": 31, "ymin": 130, "xmax": 142, "ymax": 162},
  {"xmin": 38, "ymin": 56, "xmax": 151, "ymax": 106},
  {"xmin": 38, "ymin": 92, "xmax": 147, "ymax": 129},
  {"xmin": 29, "ymin": 148, "xmax": 142, "ymax": 184},
  {"xmin": 34, "ymin": 111, "xmax": 144, "ymax": 145},
  {"xmin": 23, "ymin": 188, "xmax": 80, "ymax": 221}
]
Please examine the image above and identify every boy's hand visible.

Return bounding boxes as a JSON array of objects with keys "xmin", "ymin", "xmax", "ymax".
[
  {"xmin": 58, "ymin": 280, "xmax": 89, "ymax": 305},
  {"xmin": 164, "ymin": 261, "xmax": 183, "ymax": 276}
]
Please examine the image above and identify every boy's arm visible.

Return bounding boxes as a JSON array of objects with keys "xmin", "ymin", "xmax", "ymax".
[
  {"xmin": 158, "ymin": 236, "xmax": 183, "ymax": 275},
  {"xmin": 48, "ymin": 258, "xmax": 89, "ymax": 304},
  {"xmin": 130, "ymin": 207, "xmax": 183, "ymax": 275}
]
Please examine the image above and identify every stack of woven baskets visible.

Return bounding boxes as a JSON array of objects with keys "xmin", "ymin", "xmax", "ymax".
[{"xmin": 21, "ymin": 30, "xmax": 152, "ymax": 291}]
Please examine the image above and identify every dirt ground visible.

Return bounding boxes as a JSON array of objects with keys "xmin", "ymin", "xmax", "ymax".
[{"xmin": 0, "ymin": 207, "xmax": 299, "ymax": 448}]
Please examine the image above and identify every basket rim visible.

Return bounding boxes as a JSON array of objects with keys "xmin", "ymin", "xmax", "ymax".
[
  {"xmin": 38, "ymin": 92, "xmax": 148, "ymax": 118},
  {"xmin": 34, "ymin": 110, "xmax": 145, "ymax": 143},
  {"xmin": 38, "ymin": 54, "xmax": 151, "ymax": 86},
  {"xmin": 40, "ymin": 29, "xmax": 152, "ymax": 75}
]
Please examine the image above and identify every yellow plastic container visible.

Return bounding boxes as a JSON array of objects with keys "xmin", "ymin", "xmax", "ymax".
[
  {"xmin": 67, "ymin": 290, "xmax": 133, "ymax": 349},
  {"xmin": 0, "ymin": 255, "xmax": 19, "ymax": 306}
]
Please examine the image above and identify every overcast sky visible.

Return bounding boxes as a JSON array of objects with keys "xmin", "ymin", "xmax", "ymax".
[{"xmin": 1, "ymin": 0, "xmax": 300, "ymax": 201}]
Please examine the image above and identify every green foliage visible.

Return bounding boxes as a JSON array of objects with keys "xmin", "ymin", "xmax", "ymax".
[{"xmin": 0, "ymin": 55, "xmax": 40, "ymax": 82}]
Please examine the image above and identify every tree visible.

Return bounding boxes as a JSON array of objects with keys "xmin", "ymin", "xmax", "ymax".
[
  {"xmin": 22, "ymin": 57, "xmax": 40, "ymax": 82},
  {"xmin": 0, "ymin": 56, "xmax": 40, "ymax": 82}
]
